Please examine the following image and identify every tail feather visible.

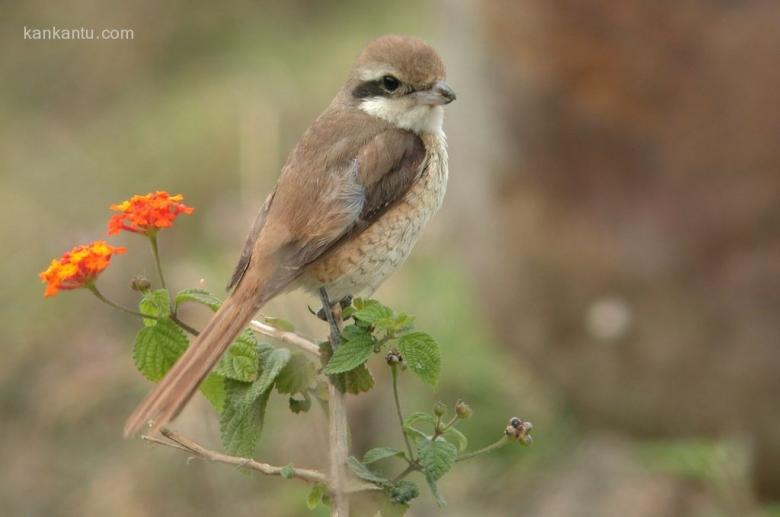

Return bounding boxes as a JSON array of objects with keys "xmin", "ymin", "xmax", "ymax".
[{"xmin": 124, "ymin": 283, "xmax": 269, "ymax": 437}]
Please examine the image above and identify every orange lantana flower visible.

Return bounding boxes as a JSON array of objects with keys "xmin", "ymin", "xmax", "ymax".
[
  {"xmin": 108, "ymin": 191, "xmax": 194, "ymax": 236},
  {"xmin": 39, "ymin": 241, "xmax": 127, "ymax": 297}
]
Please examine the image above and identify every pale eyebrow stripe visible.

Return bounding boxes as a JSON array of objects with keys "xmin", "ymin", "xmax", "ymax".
[{"xmin": 358, "ymin": 66, "xmax": 399, "ymax": 82}]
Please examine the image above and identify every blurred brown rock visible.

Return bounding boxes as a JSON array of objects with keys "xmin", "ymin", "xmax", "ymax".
[{"xmin": 477, "ymin": 0, "xmax": 780, "ymax": 500}]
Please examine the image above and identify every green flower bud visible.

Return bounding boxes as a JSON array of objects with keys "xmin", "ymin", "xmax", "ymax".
[
  {"xmin": 455, "ymin": 399, "xmax": 473, "ymax": 419},
  {"xmin": 130, "ymin": 274, "xmax": 151, "ymax": 292},
  {"xmin": 433, "ymin": 401, "xmax": 447, "ymax": 418}
]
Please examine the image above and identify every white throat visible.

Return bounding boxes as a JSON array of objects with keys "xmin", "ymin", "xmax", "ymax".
[{"xmin": 359, "ymin": 97, "xmax": 445, "ymax": 136}]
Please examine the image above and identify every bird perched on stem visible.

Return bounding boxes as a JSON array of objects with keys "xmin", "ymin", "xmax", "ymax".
[{"xmin": 125, "ymin": 34, "xmax": 456, "ymax": 437}]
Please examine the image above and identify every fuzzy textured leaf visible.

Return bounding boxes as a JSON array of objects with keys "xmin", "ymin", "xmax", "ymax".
[
  {"xmin": 363, "ymin": 447, "xmax": 403, "ymax": 465},
  {"xmin": 306, "ymin": 482, "xmax": 327, "ymax": 510},
  {"xmin": 220, "ymin": 378, "xmax": 271, "ymax": 457},
  {"xmin": 174, "ymin": 288, "xmax": 222, "ymax": 312},
  {"xmin": 132, "ymin": 319, "xmax": 188, "ymax": 381},
  {"xmin": 417, "ymin": 436, "xmax": 457, "ymax": 482},
  {"xmin": 243, "ymin": 346, "xmax": 290, "ymax": 404},
  {"xmin": 425, "ymin": 475, "xmax": 447, "ymax": 508},
  {"xmin": 443, "ymin": 427, "xmax": 468, "ymax": 453},
  {"xmin": 275, "ymin": 353, "xmax": 316, "ymax": 395},
  {"xmin": 199, "ymin": 373, "xmax": 225, "ymax": 413},
  {"xmin": 214, "ymin": 331, "xmax": 259, "ymax": 382},
  {"xmin": 352, "ymin": 299, "xmax": 393, "ymax": 324},
  {"xmin": 403, "ymin": 412, "xmax": 435, "ymax": 430},
  {"xmin": 320, "ymin": 342, "xmax": 375, "ymax": 394},
  {"xmin": 323, "ymin": 329, "xmax": 374, "ymax": 374},
  {"xmin": 346, "ymin": 456, "xmax": 388, "ymax": 485},
  {"xmin": 388, "ymin": 480, "xmax": 419, "ymax": 505},
  {"xmin": 138, "ymin": 289, "xmax": 170, "ymax": 326},
  {"xmin": 398, "ymin": 332, "xmax": 440, "ymax": 387}
]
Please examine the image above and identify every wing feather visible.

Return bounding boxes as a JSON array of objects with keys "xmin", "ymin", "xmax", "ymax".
[{"xmin": 226, "ymin": 107, "xmax": 425, "ymax": 292}]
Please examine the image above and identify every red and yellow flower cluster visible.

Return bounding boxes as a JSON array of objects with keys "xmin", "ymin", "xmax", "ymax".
[
  {"xmin": 39, "ymin": 241, "xmax": 127, "ymax": 297},
  {"xmin": 108, "ymin": 191, "xmax": 194, "ymax": 236},
  {"xmin": 40, "ymin": 191, "xmax": 194, "ymax": 297}
]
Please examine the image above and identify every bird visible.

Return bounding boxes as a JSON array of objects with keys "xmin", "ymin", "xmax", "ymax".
[{"xmin": 124, "ymin": 34, "xmax": 456, "ymax": 437}]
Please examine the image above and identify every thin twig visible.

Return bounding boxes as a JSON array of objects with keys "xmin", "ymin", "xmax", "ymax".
[
  {"xmin": 391, "ymin": 365, "xmax": 415, "ymax": 461},
  {"xmin": 148, "ymin": 234, "xmax": 166, "ymax": 289},
  {"xmin": 248, "ymin": 319, "xmax": 321, "ymax": 357},
  {"xmin": 171, "ymin": 313, "xmax": 200, "ymax": 336},
  {"xmin": 455, "ymin": 435, "xmax": 511, "ymax": 463},
  {"xmin": 142, "ymin": 428, "xmax": 327, "ymax": 484},
  {"xmin": 88, "ymin": 284, "xmax": 163, "ymax": 321}
]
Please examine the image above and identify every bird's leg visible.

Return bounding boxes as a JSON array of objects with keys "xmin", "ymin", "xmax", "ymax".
[
  {"xmin": 319, "ymin": 287, "xmax": 342, "ymax": 349},
  {"xmin": 311, "ymin": 295, "xmax": 353, "ymax": 323}
]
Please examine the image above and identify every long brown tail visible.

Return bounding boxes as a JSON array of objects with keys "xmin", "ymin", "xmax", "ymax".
[{"xmin": 124, "ymin": 279, "xmax": 273, "ymax": 437}]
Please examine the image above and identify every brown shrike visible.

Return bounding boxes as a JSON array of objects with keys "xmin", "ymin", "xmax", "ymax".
[{"xmin": 125, "ymin": 35, "xmax": 455, "ymax": 436}]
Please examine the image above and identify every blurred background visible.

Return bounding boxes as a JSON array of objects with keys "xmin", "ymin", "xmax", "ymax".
[{"xmin": 2, "ymin": 0, "xmax": 779, "ymax": 515}]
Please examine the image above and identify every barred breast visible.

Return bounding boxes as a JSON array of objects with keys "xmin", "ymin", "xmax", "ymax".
[{"xmin": 300, "ymin": 133, "xmax": 448, "ymax": 300}]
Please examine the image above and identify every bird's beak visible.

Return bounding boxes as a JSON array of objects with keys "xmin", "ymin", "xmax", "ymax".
[{"xmin": 415, "ymin": 80, "xmax": 456, "ymax": 105}]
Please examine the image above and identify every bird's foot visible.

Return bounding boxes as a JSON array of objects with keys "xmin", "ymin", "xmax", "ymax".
[{"xmin": 318, "ymin": 288, "xmax": 349, "ymax": 349}]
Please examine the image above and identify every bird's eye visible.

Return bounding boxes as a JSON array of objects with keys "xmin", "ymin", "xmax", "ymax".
[{"xmin": 381, "ymin": 75, "xmax": 400, "ymax": 93}]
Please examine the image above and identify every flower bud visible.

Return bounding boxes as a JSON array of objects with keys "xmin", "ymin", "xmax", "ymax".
[
  {"xmin": 455, "ymin": 399, "xmax": 473, "ymax": 419},
  {"xmin": 131, "ymin": 274, "xmax": 152, "ymax": 292},
  {"xmin": 433, "ymin": 401, "xmax": 447, "ymax": 418},
  {"xmin": 385, "ymin": 350, "xmax": 402, "ymax": 366},
  {"xmin": 506, "ymin": 417, "xmax": 533, "ymax": 444}
]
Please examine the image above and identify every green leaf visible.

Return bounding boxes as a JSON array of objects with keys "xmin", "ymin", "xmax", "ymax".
[
  {"xmin": 341, "ymin": 364, "xmax": 375, "ymax": 394},
  {"xmin": 352, "ymin": 299, "xmax": 393, "ymax": 324},
  {"xmin": 280, "ymin": 464, "xmax": 295, "ymax": 479},
  {"xmin": 425, "ymin": 475, "xmax": 446, "ymax": 508},
  {"xmin": 174, "ymin": 288, "xmax": 222, "ymax": 312},
  {"xmin": 263, "ymin": 316, "xmax": 295, "ymax": 332},
  {"xmin": 132, "ymin": 319, "xmax": 188, "ymax": 381},
  {"xmin": 199, "ymin": 373, "xmax": 225, "ymax": 413},
  {"xmin": 443, "ymin": 427, "xmax": 468, "ymax": 453},
  {"xmin": 220, "ymin": 378, "xmax": 271, "ymax": 457},
  {"xmin": 320, "ymin": 342, "xmax": 375, "ymax": 394},
  {"xmin": 346, "ymin": 456, "xmax": 388, "ymax": 486},
  {"xmin": 306, "ymin": 482, "xmax": 327, "ymax": 510},
  {"xmin": 398, "ymin": 332, "xmax": 441, "ymax": 387},
  {"xmin": 214, "ymin": 331, "xmax": 259, "ymax": 382},
  {"xmin": 417, "ymin": 436, "xmax": 457, "ymax": 482},
  {"xmin": 388, "ymin": 480, "xmax": 419, "ymax": 505},
  {"xmin": 138, "ymin": 288, "xmax": 170, "ymax": 326},
  {"xmin": 288, "ymin": 394, "xmax": 312, "ymax": 414},
  {"xmin": 363, "ymin": 447, "xmax": 403, "ymax": 464},
  {"xmin": 243, "ymin": 346, "xmax": 291, "ymax": 404},
  {"xmin": 276, "ymin": 353, "xmax": 316, "ymax": 395},
  {"xmin": 403, "ymin": 412, "xmax": 435, "ymax": 430},
  {"xmin": 323, "ymin": 328, "xmax": 374, "ymax": 374}
]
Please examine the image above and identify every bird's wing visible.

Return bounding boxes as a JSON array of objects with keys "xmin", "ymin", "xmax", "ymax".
[{"xmin": 227, "ymin": 111, "xmax": 426, "ymax": 293}]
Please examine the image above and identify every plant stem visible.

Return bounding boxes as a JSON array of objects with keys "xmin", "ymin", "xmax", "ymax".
[
  {"xmin": 392, "ymin": 365, "xmax": 416, "ymax": 461},
  {"xmin": 88, "ymin": 284, "xmax": 200, "ymax": 336},
  {"xmin": 148, "ymin": 233, "xmax": 166, "ymax": 289},
  {"xmin": 320, "ymin": 289, "xmax": 349, "ymax": 517},
  {"xmin": 171, "ymin": 314, "xmax": 200, "ymax": 336},
  {"xmin": 87, "ymin": 284, "xmax": 161, "ymax": 321},
  {"xmin": 455, "ymin": 435, "xmax": 511, "ymax": 463},
  {"xmin": 440, "ymin": 415, "xmax": 459, "ymax": 434}
]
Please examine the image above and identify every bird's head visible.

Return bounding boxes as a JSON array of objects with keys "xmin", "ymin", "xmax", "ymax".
[{"xmin": 346, "ymin": 35, "xmax": 455, "ymax": 135}]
